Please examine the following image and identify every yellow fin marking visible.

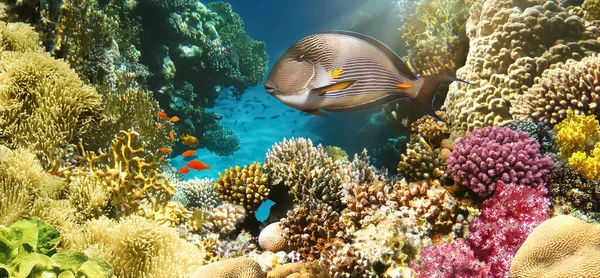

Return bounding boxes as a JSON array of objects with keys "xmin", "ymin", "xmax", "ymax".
[
  {"xmin": 395, "ymin": 83, "xmax": 412, "ymax": 89},
  {"xmin": 328, "ymin": 67, "xmax": 344, "ymax": 79},
  {"xmin": 313, "ymin": 80, "xmax": 356, "ymax": 94}
]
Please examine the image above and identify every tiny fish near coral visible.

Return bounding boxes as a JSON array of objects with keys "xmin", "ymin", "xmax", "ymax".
[
  {"xmin": 158, "ymin": 111, "xmax": 168, "ymax": 120},
  {"xmin": 179, "ymin": 166, "xmax": 190, "ymax": 174},
  {"xmin": 181, "ymin": 150, "xmax": 196, "ymax": 157},
  {"xmin": 169, "ymin": 116, "xmax": 180, "ymax": 123},
  {"xmin": 159, "ymin": 147, "xmax": 172, "ymax": 153},
  {"xmin": 265, "ymin": 30, "xmax": 469, "ymax": 120},
  {"xmin": 180, "ymin": 134, "xmax": 199, "ymax": 147},
  {"xmin": 169, "ymin": 131, "xmax": 175, "ymax": 141},
  {"xmin": 187, "ymin": 160, "xmax": 210, "ymax": 171}
]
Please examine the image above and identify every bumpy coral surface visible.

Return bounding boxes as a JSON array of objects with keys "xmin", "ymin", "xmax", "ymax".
[
  {"xmin": 215, "ymin": 162, "xmax": 270, "ymax": 212},
  {"xmin": 264, "ymin": 138, "xmax": 347, "ymax": 210},
  {"xmin": 411, "ymin": 239, "xmax": 490, "ymax": 278},
  {"xmin": 191, "ymin": 257, "xmax": 266, "ymax": 278},
  {"xmin": 258, "ymin": 222, "xmax": 287, "ymax": 253},
  {"xmin": 398, "ymin": 135, "xmax": 445, "ymax": 181},
  {"xmin": 174, "ymin": 177, "xmax": 221, "ymax": 210},
  {"xmin": 548, "ymin": 166, "xmax": 600, "ymax": 221},
  {"xmin": 204, "ymin": 203, "xmax": 246, "ymax": 235},
  {"xmin": 468, "ymin": 181, "xmax": 549, "ymax": 278},
  {"xmin": 410, "ymin": 112, "xmax": 450, "ymax": 147},
  {"xmin": 448, "ymin": 126, "xmax": 553, "ymax": 196},
  {"xmin": 443, "ymin": 0, "xmax": 600, "ymax": 136},
  {"xmin": 514, "ymin": 55, "xmax": 600, "ymax": 124},
  {"xmin": 510, "ymin": 215, "xmax": 600, "ymax": 278}
]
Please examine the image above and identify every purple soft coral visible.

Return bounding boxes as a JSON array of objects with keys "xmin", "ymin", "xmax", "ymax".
[
  {"xmin": 448, "ymin": 126, "xmax": 553, "ymax": 196},
  {"xmin": 410, "ymin": 239, "xmax": 490, "ymax": 278},
  {"xmin": 467, "ymin": 181, "xmax": 549, "ymax": 278}
]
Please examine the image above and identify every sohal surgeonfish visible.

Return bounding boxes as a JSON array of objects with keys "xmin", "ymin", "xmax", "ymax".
[{"xmin": 264, "ymin": 31, "xmax": 469, "ymax": 121}]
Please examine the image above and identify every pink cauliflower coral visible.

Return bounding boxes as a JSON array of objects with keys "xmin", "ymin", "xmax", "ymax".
[
  {"xmin": 467, "ymin": 181, "xmax": 549, "ymax": 278},
  {"xmin": 410, "ymin": 239, "xmax": 490, "ymax": 278},
  {"xmin": 448, "ymin": 126, "xmax": 553, "ymax": 196}
]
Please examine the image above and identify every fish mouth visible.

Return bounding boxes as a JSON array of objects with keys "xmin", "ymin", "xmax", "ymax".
[{"xmin": 264, "ymin": 81, "xmax": 277, "ymax": 95}]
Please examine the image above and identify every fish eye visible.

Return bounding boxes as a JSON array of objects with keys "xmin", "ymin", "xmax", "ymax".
[{"xmin": 264, "ymin": 84, "xmax": 275, "ymax": 93}]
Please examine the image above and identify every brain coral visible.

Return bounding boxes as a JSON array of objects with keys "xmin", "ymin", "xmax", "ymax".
[
  {"xmin": 443, "ymin": 0, "xmax": 600, "ymax": 136},
  {"xmin": 510, "ymin": 215, "xmax": 600, "ymax": 278},
  {"xmin": 448, "ymin": 126, "xmax": 553, "ymax": 196},
  {"xmin": 258, "ymin": 222, "xmax": 286, "ymax": 253},
  {"xmin": 191, "ymin": 257, "xmax": 266, "ymax": 278},
  {"xmin": 513, "ymin": 55, "xmax": 600, "ymax": 124}
]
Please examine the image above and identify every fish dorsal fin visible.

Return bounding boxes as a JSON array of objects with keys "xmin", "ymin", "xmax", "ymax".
[
  {"xmin": 323, "ymin": 30, "xmax": 418, "ymax": 81},
  {"xmin": 312, "ymin": 80, "xmax": 357, "ymax": 95}
]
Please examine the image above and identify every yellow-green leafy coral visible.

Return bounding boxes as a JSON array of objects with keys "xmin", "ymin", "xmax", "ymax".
[
  {"xmin": 215, "ymin": 162, "xmax": 270, "ymax": 212},
  {"xmin": 0, "ymin": 21, "xmax": 102, "ymax": 168},
  {"xmin": 554, "ymin": 111, "xmax": 600, "ymax": 181},
  {"xmin": 70, "ymin": 129, "xmax": 178, "ymax": 223}
]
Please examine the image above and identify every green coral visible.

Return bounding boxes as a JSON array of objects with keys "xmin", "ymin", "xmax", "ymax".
[
  {"xmin": 324, "ymin": 145, "xmax": 349, "ymax": 162},
  {"xmin": 0, "ymin": 219, "xmax": 113, "ymax": 278},
  {"xmin": 203, "ymin": 125, "xmax": 242, "ymax": 157}
]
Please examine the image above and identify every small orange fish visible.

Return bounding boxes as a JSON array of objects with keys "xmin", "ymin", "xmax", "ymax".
[
  {"xmin": 160, "ymin": 147, "xmax": 172, "ymax": 153},
  {"xmin": 180, "ymin": 134, "xmax": 199, "ymax": 147},
  {"xmin": 158, "ymin": 111, "xmax": 169, "ymax": 120},
  {"xmin": 169, "ymin": 131, "xmax": 175, "ymax": 141},
  {"xmin": 169, "ymin": 116, "xmax": 180, "ymax": 123},
  {"xmin": 157, "ymin": 123, "xmax": 162, "ymax": 130},
  {"xmin": 187, "ymin": 160, "xmax": 210, "ymax": 171},
  {"xmin": 181, "ymin": 150, "xmax": 196, "ymax": 157},
  {"xmin": 179, "ymin": 166, "xmax": 190, "ymax": 174},
  {"xmin": 160, "ymin": 155, "xmax": 165, "ymax": 160}
]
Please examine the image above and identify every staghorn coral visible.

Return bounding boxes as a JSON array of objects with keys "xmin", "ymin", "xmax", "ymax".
[
  {"xmin": 204, "ymin": 203, "xmax": 247, "ymax": 235},
  {"xmin": 397, "ymin": 135, "xmax": 445, "ymax": 181},
  {"xmin": 74, "ymin": 215, "xmax": 203, "ymax": 278},
  {"xmin": 548, "ymin": 166, "xmax": 600, "ymax": 221},
  {"xmin": 264, "ymin": 138, "xmax": 347, "ymax": 210},
  {"xmin": 258, "ymin": 222, "xmax": 287, "ymax": 253},
  {"xmin": 280, "ymin": 202, "xmax": 350, "ymax": 261},
  {"xmin": 514, "ymin": 55, "xmax": 600, "ymax": 124},
  {"xmin": 173, "ymin": 177, "xmax": 221, "ymax": 210},
  {"xmin": 410, "ymin": 239, "xmax": 490, "ymax": 278},
  {"xmin": 443, "ymin": 0, "xmax": 600, "ymax": 136},
  {"xmin": 448, "ymin": 126, "xmax": 553, "ymax": 196},
  {"xmin": 0, "ymin": 23, "xmax": 102, "ymax": 167},
  {"xmin": 410, "ymin": 112, "xmax": 450, "ymax": 147},
  {"xmin": 70, "ymin": 129, "xmax": 178, "ymax": 222},
  {"xmin": 468, "ymin": 181, "xmax": 549, "ymax": 278},
  {"xmin": 389, "ymin": 179, "xmax": 459, "ymax": 235},
  {"xmin": 215, "ymin": 162, "xmax": 270, "ymax": 212},
  {"xmin": 203, "ymin": 125, "xmax": 242, "ymax": 157},
  {"xmin": 191, "ymin": 257, "xmax": 266, "ymax": 278},
  {"xmin": 510, "ymin": 215, "xmax": 600, "ymax": 278}
]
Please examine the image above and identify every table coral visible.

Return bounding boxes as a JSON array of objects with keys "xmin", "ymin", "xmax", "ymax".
[
  {"xmin": 467, "ymin": 181, "xmax": 549, "ymax": 278},
  {"xmin": 443, "ymin": 0, "xmax": 600, "ymax": 136},
  {"xmin": 513, "ymin": 55, "xmax": 600, "ymax": 124},
  {"xmin": 264, "ymin": 138, "xmax": 347, "ymax": 210},
  {"xmin": 448, "ymin": 126, "xmax": 553, "ymax": 196},
  {"xmin": 510, "ymin": 215, "xmax": 600, "ymax": 278},
  {"xmin": 215, "ymin": 162, "xmax": 270, "ymax": 212}
]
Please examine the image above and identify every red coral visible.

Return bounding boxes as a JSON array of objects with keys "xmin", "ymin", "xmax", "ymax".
[
  {"xmin": 448, "ymin": 126, "xmax": 553, "ymax": 196},
  {"xmin": 467, "ymin": 181, "xmax": 549, "ymax": 277},
  {"xmin": 410, "ymin": 239, "xmax": 489, "ymax": 278}
]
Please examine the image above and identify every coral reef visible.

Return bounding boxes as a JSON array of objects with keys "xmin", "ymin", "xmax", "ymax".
[
  {"xmin": 267, "ymin": 262, "xmax": 330, "ymax": 278},
  {"xmin": 548, "ymin": 166, "xmax": 600, "ymax": 221},
  {"xmin": 553, "ymin": 110, "xmax": 600, "ymax": 180},
  {"xmin": 204, "ymin": 203, "xmax": 246, "ymax": 235},
  {"xmin": 258, "ymin": 222, "xmax": 287, "ymax": 253},
  {"xmin": 468, "ymin": 181, "xmax": 549, "ymax": 277},
  {"xmin": 410, "ymin": 239, "xmax": 490, "ymax": 278},
  {"xmin": 448, "ymin": 126, "xmax": 553, "ymax": 196},
  {"xmin": 215, "ymin": 162, "xmax": 270, "ymax": 212},
  {"xmin": 264, "ymin": 138, "xmax": 347, "ymax": 210},
  {"xmin": 0, "ymin": 21, "xmax": 102, "ymax": 167},
  {"xmin": 503, "ymin": 119, "xmax": 557, "ymax": 155},
  {"xmin": 203, "ymin": 125, "xmax": 242, "ymax": 157},
  {"xmin": 173, "ymin": 177, "xmax": 221, "ymax": 210},
  {"xmin": 66, "ymin": 176, "xmax": 112, "ymax": 222},
  {"xmin": 443, "ymin": 0, "xmax": 600, "ymax": 136},
  {"xmin": 191, "ymin": 257, "xmax": 266, "ymax": 278},
  {"xmin": 514, "ymin": 54, "xmax": 600, "ymax": 124},
  {"xmin": 410, "ymin": 112, "xmax": 450, "ymax": 147},
  {"xmin": 510, "ymin": 215, "xmax": 600, "ymax": 278},
  {"xmin": 397, "ymin": 135, "xmax": 445, "ymax": 181}
]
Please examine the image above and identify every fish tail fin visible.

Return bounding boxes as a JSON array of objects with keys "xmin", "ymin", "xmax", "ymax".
[{"xmin": 412, "ymin": 74, "xmax": 470, "ymax": 122}]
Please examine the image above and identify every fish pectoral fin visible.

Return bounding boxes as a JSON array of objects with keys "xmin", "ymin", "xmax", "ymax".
[
  {"xmin": 312, "ymin": 80, "xmax": 357, "ymax": 95},
  {"xmin": 303, "ymin": 109, "xmax": 329, "ymax": 116}
]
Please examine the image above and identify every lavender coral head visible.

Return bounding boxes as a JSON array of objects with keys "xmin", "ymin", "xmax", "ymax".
[{"xmin": 448, "ymin": 126, "xmax": 553, "ymax": 196}]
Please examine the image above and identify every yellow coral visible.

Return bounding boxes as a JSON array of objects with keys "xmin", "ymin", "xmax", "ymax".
[
  {"xmin": 215, "ymin": 162, "xmax": 270, "ymax": 212},
  {"xmin": 554, "ymin": 110, "xmax": 600, "ymax": 157},
  {"xmin": 569, "ymin": 143, "xmax": 600, "ymax": 181}
]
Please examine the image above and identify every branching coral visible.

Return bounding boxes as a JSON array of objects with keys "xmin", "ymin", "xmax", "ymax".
[
  {"xmin": 70, "ymin": 129, "xmax": 178, "ymax": 223},
  {"xmin": 513, "ymin": 55, "xmax": 600, "ymax": 124},
  {"xmin": 468, "ymin": 181, "xmax": 549, "ymax": 278},
  {"xmin": 397, "ymin": 135, "xmax": 445, "ymax": 181},
  {"xmin": 0, "ymin": 21, "xmax": 102, "ymax": 168},
  {"xmin": 203, "ymin": 125, "xmax": 242, "ymax": 157},
  {"xmin": 264, "ymin": 138, "xmax": 347, "ymax": 210},
  {"xmin": 410, "ymin": 112, "xmax": 450, "ymax": 147},
  {"xmin": 448, "ymin": 126, "xmax": 553, "ymax": 196},
  {"xmin": 203, "ymin": 203, "xmax": 246, "ymax": 236},
  {"xmin": 215, "ymin": 162, "xmax": 270, "ymax": 212},
  {"xmin": 173, "ymin": 177, "xmax": 221, "ymax": 210}
]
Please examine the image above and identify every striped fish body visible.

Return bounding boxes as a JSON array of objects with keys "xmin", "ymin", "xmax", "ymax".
[{"xmin": 264, "ymin": 31, "xmax": 465, "ymax": 120}]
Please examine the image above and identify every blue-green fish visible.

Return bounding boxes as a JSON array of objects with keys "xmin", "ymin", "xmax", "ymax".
[{"xmin": 264, "ymin": 31, "xmax": 469, "ymax": 121}]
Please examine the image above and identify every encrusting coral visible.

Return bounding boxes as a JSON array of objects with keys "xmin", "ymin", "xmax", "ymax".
[
  {"xmin": 448, "ymin": 126, "xmax": 553, "ymax": 196},
  {"xmin": 267, "ymin": 262, "xmax": 330, "ymax": 278},
  {"xmin": 510, "ymin": 215, "xmax": 600, "ymax": 278},
  {"xmin": 215, "ymin": 162, "xmax": 270, "ymax": 212},
  {"xmin": 0, "ymin": 21, "xmax": 102, "ymax": 168}
]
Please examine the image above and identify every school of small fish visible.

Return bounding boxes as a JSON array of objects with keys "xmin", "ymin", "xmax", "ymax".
[{"xmin": 157, "ymin": 111, "xmax": 208, "ymax": 175}]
